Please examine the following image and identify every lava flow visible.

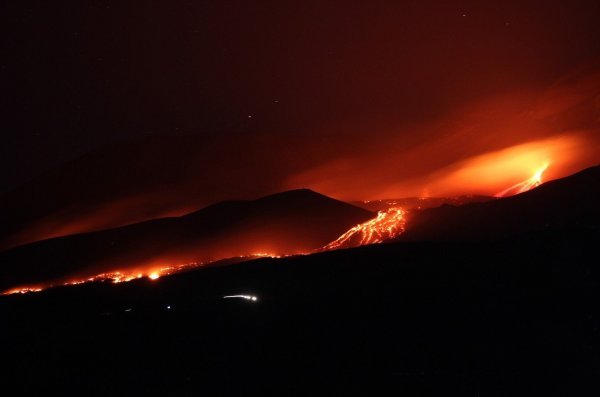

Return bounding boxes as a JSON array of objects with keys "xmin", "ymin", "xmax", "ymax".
[
  {"xmin": 2, "ymin": 210, "xmax": 409, "ymax": 295},
  {"xmin": 1, "ymin": 254, "xmax": 282, "ymax": 296},
  {"xmin": 1, "ymin": 262, "xmax": 201, "ymax": 295},
  {"xmin": 495, "ymin": 163, "xmax": 549, "ymax": 197},
  {"xmin": 322, "ymin": 207, "xmax": 406, "ymax": 251}
]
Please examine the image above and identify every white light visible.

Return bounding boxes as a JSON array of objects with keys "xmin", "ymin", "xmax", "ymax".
[{"xmin": 223, "ymin": 295, "xmax": 258, "ymax": 302}]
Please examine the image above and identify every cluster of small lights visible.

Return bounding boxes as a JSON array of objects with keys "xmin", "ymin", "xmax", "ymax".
[{"xmin": 248, "ymin": 252, "xmax": 282, "ymax": 259}]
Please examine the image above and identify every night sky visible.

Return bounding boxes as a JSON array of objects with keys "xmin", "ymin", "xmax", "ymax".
[{"xmin": 2, "ymin": 1, "xmax": 599, "ymax": 197}]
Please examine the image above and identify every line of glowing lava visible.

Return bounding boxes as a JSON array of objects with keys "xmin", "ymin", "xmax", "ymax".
[
  {"xmin": 321, "ymin": 207, "xmax": 406, "ymax": 251},
  {"xmin": 3, "ymin": 252, "xmax": 287, "ymax": 296},
  {"xmin": 1, "ymin": 252, "xmax": 290, "ymax": 296},
  {"xmin": 495, "ymin": 163, "xmax": 549, "ymax": 198},
  {"xmin": 1, "ymin": 262, "xmax": 203, "ymax": 296}
]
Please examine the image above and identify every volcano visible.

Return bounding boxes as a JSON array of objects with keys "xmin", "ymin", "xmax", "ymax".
[
  {"xmin": 0, "ymin": 133, "xmax": 315, "ymax": 251},
  {"xmin": 0, "ymin": 189, "xmax": 372, "ymax": 291},
  {"xmin": 400, "ymin": 164, "xmax": 600, "ymax": 242}
]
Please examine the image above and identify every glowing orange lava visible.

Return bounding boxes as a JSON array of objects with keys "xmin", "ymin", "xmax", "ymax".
[
  {"xmin": 0, "ymin": 253, "xmax": 288, "ymax": 296},
  {"xmin": 495, "ymin": 162, "xmax": 549, "ymax": 197},
  {"xmin": 3, "ymin": 287, "xmax": 43, "ymax": 295},
  {"xmin": 322, "ymin": 207, "xmax": 406, "ymax": 251},
  {"xmin": 1, "ymin": 262, "xmax": 204, "ymax": 296}
]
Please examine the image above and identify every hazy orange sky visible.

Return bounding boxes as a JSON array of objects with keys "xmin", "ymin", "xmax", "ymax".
[
  {"xmin": 284, "ymin": 66, "xmax": 600, "ymax": 199},
  {"xmin": 1, "ymin": 1, "xmax": 599, "ymax": 248}
]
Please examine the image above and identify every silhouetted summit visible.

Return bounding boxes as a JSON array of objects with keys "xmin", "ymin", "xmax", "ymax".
[
  {"xmin": 0, "ymin": 189, "xmax": 372, "ymax": 291},
  {"xmin": 0, "ymin": 133, "xmax": 316, "ymax": 250}
]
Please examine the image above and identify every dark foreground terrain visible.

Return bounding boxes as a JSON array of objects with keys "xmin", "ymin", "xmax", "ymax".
[{"xmin": 2, "ymin": 227, "xmax": 600, "ymax": 395}]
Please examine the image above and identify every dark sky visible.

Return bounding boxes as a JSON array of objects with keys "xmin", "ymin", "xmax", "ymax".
[{"xmin": 2, "ymin": 0, "xmax": 599, "ymax": 194}]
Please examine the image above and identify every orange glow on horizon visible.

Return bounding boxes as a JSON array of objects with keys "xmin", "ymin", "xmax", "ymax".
[{"xmin": 414, "ymin": 136, "xmax": 586, "ymax": 197}]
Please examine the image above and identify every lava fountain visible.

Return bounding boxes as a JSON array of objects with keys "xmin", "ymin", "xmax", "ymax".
[{"xmin": 495, "ymin": 162, "xmax": 549, "ymax": 197}]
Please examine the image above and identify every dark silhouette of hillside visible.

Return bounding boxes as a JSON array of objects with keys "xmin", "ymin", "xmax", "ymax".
[
  {"xmin": 0, "ymin": 133, "xmax": 315, "ymax": 250},
  {"xmin": 400, "ymin": 165, "xmax": 600, "ymax": 241},
  {"xmin": 0, "ymin": 189, "xmax": 372, "ymax": 291},
  {"xmin": 1, "ymin": 228, "xmax": 599, "ymax": 395},
  {"xmin": 1, "ymin": 167, "xmax": 600, "ymax": 394}
]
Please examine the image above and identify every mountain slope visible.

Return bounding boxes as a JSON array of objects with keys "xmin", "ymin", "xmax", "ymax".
[
  {"xmin": 2, "ymin": 228, "xmax": 600, "ymax": 395},
  {"xmin": 0, "ymin": 189, "xmax": 373, "ymax": 290},
  {"xmin": 0, "ymin": 133, "xmax": 316, "ymax": 250},
  {"xmin": 399, "ymin": 165, "xmax": 600, "ymax": 241}
]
